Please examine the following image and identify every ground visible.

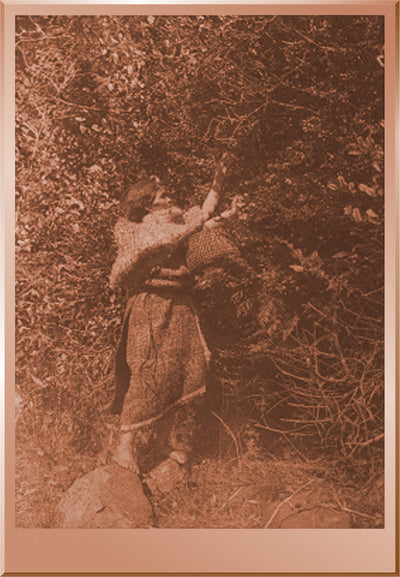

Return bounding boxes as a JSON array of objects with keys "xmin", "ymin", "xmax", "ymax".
[{"xmin": 15, "ymin": 435, "xmax": 384, "ymax": 529}]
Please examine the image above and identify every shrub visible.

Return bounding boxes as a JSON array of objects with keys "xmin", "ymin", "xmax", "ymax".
[{"xmin": 16, "ymin": 15, "xmax": 384, "ymax": 473}]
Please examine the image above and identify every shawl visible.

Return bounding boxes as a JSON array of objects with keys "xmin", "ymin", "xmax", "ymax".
[{"xmin": 110, "ymin": 206, "xmax": 205, "ymax": 291}]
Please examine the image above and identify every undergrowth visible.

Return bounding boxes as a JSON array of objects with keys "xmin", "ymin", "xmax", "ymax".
[{"xmin": 15, "ymin": 15, "xmax": 384, "ymax": 527}]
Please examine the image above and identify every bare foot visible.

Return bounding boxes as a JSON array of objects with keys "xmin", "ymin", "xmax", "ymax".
[
  {"xmin": 112, "ymin": 446, "xmax": 140, "ymax": 475},
  {"xmin": 169, "ymin": 450, "xmax": 187, "ymax": 465}
]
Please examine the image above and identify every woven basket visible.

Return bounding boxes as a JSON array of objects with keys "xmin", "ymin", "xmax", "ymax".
[{"xmin": 186, "ymin": 228, "xmax": 240, "ymax": 274}]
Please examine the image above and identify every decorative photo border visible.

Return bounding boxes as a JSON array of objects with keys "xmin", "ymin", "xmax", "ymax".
[{"xmin": 1, "ymin": 1, "xmax": 398, "ymax": 574}]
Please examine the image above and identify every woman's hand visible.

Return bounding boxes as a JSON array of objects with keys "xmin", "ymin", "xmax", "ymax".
[
  {"xmin": 202, "ymin": 153, "xmax": 230, "ymax": 219},
  {"xmin": 212, "ymin": 153, "xmax": 229, "ymax": 190},
  {"xmin": 203, "ymin": 194, "xmax": 244, "ymax": 230},
  {"xmin": 220, "ymin": 194, "xmax": 245, "ymax": 219},
  {"xmin": 229, "ymin": 194, "xmax": 245, "ymax": 214}
]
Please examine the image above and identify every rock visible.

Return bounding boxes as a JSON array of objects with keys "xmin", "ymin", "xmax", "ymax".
[
  {"xmin": 144, "ymin": 458, "xmax": 187, "ymax": 494},
  {"xmin": 55, "ymin": 464, "xmax": 153, "ymax": 528}
]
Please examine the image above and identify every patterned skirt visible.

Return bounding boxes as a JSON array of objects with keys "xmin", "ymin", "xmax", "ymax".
[{"xmin": 111, "ymin": 289, "xmax": 210, "ymax": 431}]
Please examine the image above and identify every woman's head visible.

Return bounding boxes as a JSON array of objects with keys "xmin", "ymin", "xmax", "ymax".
[
  {"xmin": 121, "ymin": 177, "xmax": 159, "ymax": 222},
  {"xmin": 152, "ymin": 184, "xmax": 173, "ymax": 210}
]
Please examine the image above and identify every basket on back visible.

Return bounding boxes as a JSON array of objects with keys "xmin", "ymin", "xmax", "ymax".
[{"xmin": 186, "ymin": 228, "xmax": 241, "ymax": 274}]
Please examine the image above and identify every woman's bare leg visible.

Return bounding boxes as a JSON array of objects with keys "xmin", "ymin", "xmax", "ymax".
[
  {"xmin": 112, "ymin": 430, "xmax": 140, "ymax": 474},
  {"xmin": 153, "ymin": 412, "xmax": 187, "ymax": 465},
  {"xmin": 154, "ymin": 412, "xmax": 175, "ymax": 462}
]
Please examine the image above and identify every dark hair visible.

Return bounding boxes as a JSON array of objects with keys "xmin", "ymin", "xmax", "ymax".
[{"xmin": 121, "ymin": 177, "xmax": 158, "ymax": 222}]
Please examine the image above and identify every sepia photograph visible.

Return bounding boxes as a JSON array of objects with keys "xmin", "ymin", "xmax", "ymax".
[
  {"xmin": 14, "ymin": 11, "xmax": 386, "ymax": 530},
  {"xmin": 4, "ymin": 1, "xmax": 398, "ymax": 574}
]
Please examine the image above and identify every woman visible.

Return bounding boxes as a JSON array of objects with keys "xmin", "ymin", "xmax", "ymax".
[{"xmin": 109, "ymin": 158, "xmax": 236, "ymax": 474}]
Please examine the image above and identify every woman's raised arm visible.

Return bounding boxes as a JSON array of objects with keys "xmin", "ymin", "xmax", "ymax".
[{"xmin": 201, "ymin": 154, "xmax": 229, "ymax": 219}]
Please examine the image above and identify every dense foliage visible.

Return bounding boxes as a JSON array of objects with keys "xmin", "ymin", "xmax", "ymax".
[{"xmin": 16, "ymin": 15, "xmax": 384, "ymax": 472}]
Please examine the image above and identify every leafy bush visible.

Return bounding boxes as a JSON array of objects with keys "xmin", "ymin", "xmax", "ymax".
[{"xmin": 16, "ymin": 15, "xmax": 384, "ymax": 472}]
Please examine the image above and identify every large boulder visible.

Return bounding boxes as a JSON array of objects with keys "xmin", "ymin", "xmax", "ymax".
[{"xmin": 55, "ymin": 464, "xmax": 153, "ymax": 528}]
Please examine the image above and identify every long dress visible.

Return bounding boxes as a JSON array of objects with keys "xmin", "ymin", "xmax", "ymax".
[{"xmin": 109, "ymin": 206, "xmax": 210, "ymax": 432}]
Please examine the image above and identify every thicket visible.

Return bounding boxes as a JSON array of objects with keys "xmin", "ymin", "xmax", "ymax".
[{"xmin": 15, "ymin": 15, "xmax": 384, "ymax": 475}]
